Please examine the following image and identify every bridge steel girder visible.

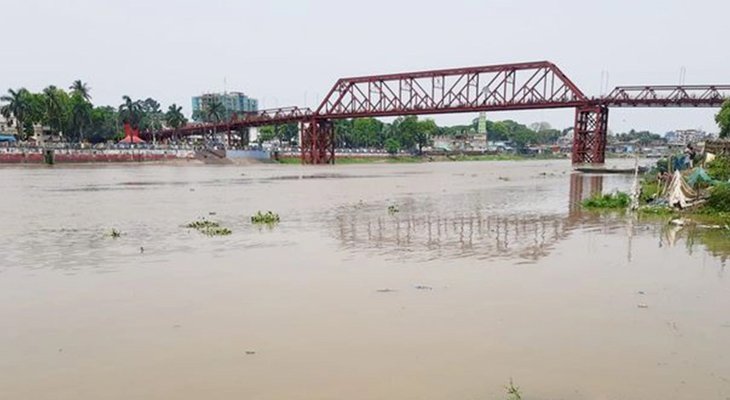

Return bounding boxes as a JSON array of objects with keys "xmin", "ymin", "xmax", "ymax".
[
  {"xmin": 314, "ymin": 61, "xmax": 588, "ymax": 120},
  {"xmin": 604, "ymin": 85, "xmax": 730, "ymax": 108},
  {"xmin": 301, "ymin": 119, "xmax": 335, "ymax": 165},
  {"xmin": 572, "ymin": 105, "xmax": 609, "ymax": 165}
]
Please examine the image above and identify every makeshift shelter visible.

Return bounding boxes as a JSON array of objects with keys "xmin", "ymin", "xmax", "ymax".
[
  {"xmin": 666, "ymin": 170, "xmax": 697, "ymax": 209},
  {"xmin": 0, "ymin": 134, "xmax": 17, "ymax": 143}
]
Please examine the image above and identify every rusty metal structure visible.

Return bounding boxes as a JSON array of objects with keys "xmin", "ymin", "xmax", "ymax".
[{"xmin": 143, "ymin": 61, "xmax": 730, "ymax": 165}]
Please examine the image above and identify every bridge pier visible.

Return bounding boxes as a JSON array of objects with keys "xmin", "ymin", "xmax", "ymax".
[
  {"xmin": 301, "ymin": 119, "xmax": 335, "ymax": 164},
  {"xmin": 572, "ymin": 105, "xmax": 608, "ymax": 165}
]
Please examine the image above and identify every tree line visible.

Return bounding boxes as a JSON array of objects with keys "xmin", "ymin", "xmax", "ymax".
[
  {"xmin": 257, "ymin": 116, "xmax": 566, "ymax": 153},
  {"xmin": 0, "ymin": 83, "xmax": 187, "ymax": 143}
]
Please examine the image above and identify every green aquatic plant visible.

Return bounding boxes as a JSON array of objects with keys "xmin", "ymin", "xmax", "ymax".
[
  {"xmin": 387, "ymin": 205, "xmax": 400, "ymax": 214},
  {"xmin": 251, "ymin": 211, "xmax": 280, "ymax": 224},
  {"xmin": 505, "ymin": 379, "xmax": 522, "ymax": 400},
  {"xmin": 109, "ymin": 228, "xmax": 122, "ymax": 238},
  {"xmin": 185, "ymin": 219, "xmax": 221, "ymax": 229},
  {"xmin": 185, "ymin": 219, "xmax": 232, "ymax": 236},
  {"xmin": 582, "ymin": 191, "xmax": 631, "ymax": 209}
]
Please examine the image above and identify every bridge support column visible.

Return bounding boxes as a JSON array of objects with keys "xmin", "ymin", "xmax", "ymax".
[
  {"xmin": 572, "ymin": 105, "xmax": 608, "ymax": 165},
  {"xmin": 301, "ymin": 119, "xmax": 335, "ymax": 164}
]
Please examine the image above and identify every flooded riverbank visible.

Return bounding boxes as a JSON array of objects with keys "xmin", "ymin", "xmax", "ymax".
[{"xmin": 1, "ymin": 160, "xmax": 728, "ymax": 400}]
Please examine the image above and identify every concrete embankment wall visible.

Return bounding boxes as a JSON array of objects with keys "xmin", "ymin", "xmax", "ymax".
[{"xmin": 0, "ymin": 149, "xmax": 195, "ymax": 164}]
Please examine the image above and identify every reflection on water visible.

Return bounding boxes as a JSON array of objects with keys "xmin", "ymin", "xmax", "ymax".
[
  {"xmin": 331, "ymin": 173, "xmax": 730, "ymax": 264},
  {"xmin": 334, "ymin": 210, "xmax": 574, "ymax": 263}
]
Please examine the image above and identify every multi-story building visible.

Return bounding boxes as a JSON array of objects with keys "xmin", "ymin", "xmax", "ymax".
[
  {"xmin": 191, "ymin": 92, "xmax": 259, "ymax": 122},
  {"xmin": 665, "ymin": 129, "xmax": 715, "ymax": 146}
]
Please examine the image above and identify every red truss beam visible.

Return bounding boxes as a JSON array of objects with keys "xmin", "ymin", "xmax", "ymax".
[
  {"xmin": 603, "ymin": 85, "xmax": 730, "ymax": 107},
  {"xmin": 141, "ymin": 106, "xmax": 313, "ymax": 140},
  {"xmin": 315, "ymin": 61, "xmax": 588, "ymax": 119}
]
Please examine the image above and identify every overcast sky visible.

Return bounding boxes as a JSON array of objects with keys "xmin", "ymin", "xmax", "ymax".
[{"xmin": 1, "ymin": 0, "xmax": 727, "ymax": 134}]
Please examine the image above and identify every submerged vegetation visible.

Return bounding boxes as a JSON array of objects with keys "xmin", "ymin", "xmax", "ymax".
[
  {"xmin": 582, "ymin": 192, "xmax": 631, "ymax": 209},
  {"xmin": 185, "ymin": 219, "xmax": 232, "ymax": 236},
  {"xmin": 251, "ymin": 211, "xmax": 280, "ymax": 225},
  {"xmin": 505, "ymin": 379, "xmax": 522, "ymax": 400}
]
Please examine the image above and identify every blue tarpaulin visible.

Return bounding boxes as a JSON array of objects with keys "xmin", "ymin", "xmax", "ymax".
[{"xmin": 0, "ymin": 134, "xmax": 17, "ymax": 142}]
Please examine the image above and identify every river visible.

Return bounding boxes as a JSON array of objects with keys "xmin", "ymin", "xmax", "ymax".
[{"xmin": 0, "ymin": 160, "xmax": 728, "ymax": 399}]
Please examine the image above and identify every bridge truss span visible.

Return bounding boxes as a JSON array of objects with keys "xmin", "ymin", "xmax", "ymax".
[
  {"xmin": 603, "ymin": 85, "xmax": 730, "ymax": 107},
  {"xmin": 315, "ymin": 61, "xmax": 588, "ymax": 119}
]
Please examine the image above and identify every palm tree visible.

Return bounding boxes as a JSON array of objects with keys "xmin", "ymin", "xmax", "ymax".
[
  {"xmin": 43, "ymin": 86, "xmax": 70, "ymax": 137},
  {"xmin": 69, "ymin": 80, "xmax": 91, "ymax": 101},
  {"xmin": 165, "ymin": 103, "xmax": 187, "ymax": 142},
  {"xmin": 69, "ymin": 94, "xmax": 92, "ymax": 142},
  {"xmin": 205, "ymin": 99, "xmax": 225, "ymax": 141},
  {"xmin": 119, "ymin": 95, "xmax": 142, "ymax": 129},
  {"xmin": 0, "ymin": 88, "xmax": 31, "ymax": 138}
]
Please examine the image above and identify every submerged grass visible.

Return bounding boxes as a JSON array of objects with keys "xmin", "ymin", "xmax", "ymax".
[{"xmin": 582, "ymin": 192, "xmax": 631, "ymax": 209}]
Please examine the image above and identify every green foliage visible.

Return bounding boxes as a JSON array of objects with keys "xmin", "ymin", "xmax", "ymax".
[
  {"xmin": 706, "ymin": 184, "xmax": 730, "ymax": 213},
  {"xmin": 251, "ymin": 211, "xmax": 280, "ymax": 224},
  {"xmin": 716, "ymin": 99, "xmax": 730, "ymax": 139},
  {"xmin": 0, "ymin": 88, "xmax": 33, "ymax": 138},
  {"xmin": 384, "ymin": 137, "xmax": 400, "ymax": 154},
  {"xmin": 165, "ymin": 104, "xmax": 187, "ymax": 133},
  {"xmin": 505, "ymin": 379, "xmax": 522, "ymax": 400},
  {"xmin": 706, "ymin": 156, "xmax": 730, "ymax": 182},
  {"xmin": 582, "ymin": 191, "xmax": 631, "ymax": 209},
  {"xmin": 185, "ymin": 219, "xmax": 232, "ymax": 236}
]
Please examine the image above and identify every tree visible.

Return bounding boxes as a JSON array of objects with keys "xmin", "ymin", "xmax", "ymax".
[
  {"xmin": 119, "ymin": 95, "xmax": 142, "ymax": 129},
  {"xmin": 69, "ymin": 80, "xmax": 91, "ymax": 101},
  {"xmin": 717, "ymin": 99, "xmax": 730, "ymax": 139},
  {"xmin": 68, "ymin": 93, "xmax": 92, "ymax": 142},
  {"xmin": 165, "ymin": 104, "xmax": 187, "ymax": 141},
  {"xmin": 42, "ymin": 86, "xmax": 70, "ymax": 137},
  {"xmin": 0, "ymin": 88, "xmax": 32, "ymax": 138},
  {"xmin": 384, "ymin": 137, "xmax": 400, "ymax": 155},
  {"xmin": 415, "ymin": 118, "xmax": 437, "ymax": 154},
  {"xmin": 88, "ymin": 106, "xmax": 121, "ymax": 143},
  {"xmin": 205, "ymin": 99, "xmax": 225, "ymax": 123}
]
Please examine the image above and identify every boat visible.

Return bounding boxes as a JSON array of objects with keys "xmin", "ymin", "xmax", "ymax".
[{"xmin": 575, "ymin": 166, "xmax": 648, "ymax": 174}]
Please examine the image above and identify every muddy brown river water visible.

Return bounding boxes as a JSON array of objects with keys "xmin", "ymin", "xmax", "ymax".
[{"xmin": 1, "ymin": 160, "xmax": 728, "ymax": 400}]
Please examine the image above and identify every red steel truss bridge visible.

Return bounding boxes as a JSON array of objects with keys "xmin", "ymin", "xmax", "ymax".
[{"xmin": 144, "ymin": 61, "xmax": 730, "ymax": 165}]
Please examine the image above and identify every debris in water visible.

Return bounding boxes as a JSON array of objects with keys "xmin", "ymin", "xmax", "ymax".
[
  {"xmin": 387, "ymin": 205, "xmax": 400, "ymax": 214},
  {"xmin": 109, "ymin": 229, "xmax": 122, "ymax": 238},
  {"xmin": 414, "ymin": 285, "xmax": 433, "ymax": 290},
  {"xmin": 376, "ymin": 288, "xmax": 397, "ymax": 293},
  {"xmin": 140, "ymin": 246, "xmax": 145, "ymax": 254},
  {"xmin": 498, "ymin": 176, "xmax": 510, "ymax": 181},
  {"xmin": 245, "ymin": 351, "xmax": 256, "ymax": 355},
  {"xmin": 638, "ymin": 303, "xmax": 649, "ymax": 309},
  {"xmin": 637, "ymin": 291, "xmax": 646, "ymax": 295}
]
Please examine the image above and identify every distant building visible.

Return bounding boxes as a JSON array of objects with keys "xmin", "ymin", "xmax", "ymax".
[
  {"xmin": 191, "ymin": 92, "xmax": 258, "ymax": 122},
  {"xmin": 664, "ymin": 129, "xmax": 715, "ymax": 146}
]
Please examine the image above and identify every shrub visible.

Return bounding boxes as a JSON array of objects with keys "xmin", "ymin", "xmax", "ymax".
[
  {"xmin": 582, "ymin": 191, "xmax": 631, "ymax": 209},
  {"xmin": 706, "ymin": 155, "xmax": 730, "ymax": 182},
  {"xmin": 706, "ymin": 183, "xmax": 730, "ymax": 213}
]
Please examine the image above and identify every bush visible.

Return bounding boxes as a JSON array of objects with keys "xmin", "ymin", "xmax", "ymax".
[
  {"xmin": 706, "ymin": 156, "xmax": 730, "ymax": 182},
  {"xmin": 582, "ymin": 191, "xmax": 631, "ymax": 209},
  {"xmin": 706, "ymin": 184, "xmax": 730, "ymax": 213}
]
